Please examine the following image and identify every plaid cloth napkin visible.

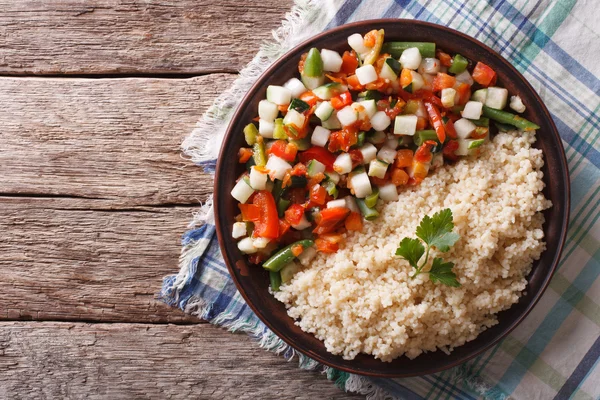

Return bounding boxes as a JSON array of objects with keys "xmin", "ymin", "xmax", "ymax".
[{"xmin": 160, "ymin": 0, "xmax": 600, "ymax": 398}]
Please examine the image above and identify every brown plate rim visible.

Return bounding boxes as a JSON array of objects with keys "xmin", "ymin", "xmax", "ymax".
[{"xmin": 213, "ymin": 18, "xmax": 570, "ymax": 377}]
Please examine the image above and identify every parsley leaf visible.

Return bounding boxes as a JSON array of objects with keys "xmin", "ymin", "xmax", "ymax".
[
  {"xmin": 415, "ymin": 208, "xmax": 460, "ymax": 252},
  {"xmin": 428, "ymin": 258, "xmax": 461, "ymax": 287},
  {"xmin": 395, "ymin": 237, "xmax": 425, "ymax": 269}
]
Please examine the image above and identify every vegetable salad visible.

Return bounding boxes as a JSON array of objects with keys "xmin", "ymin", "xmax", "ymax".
[{"xmin": 230, "ymin": 29, "xmax": 539, "ymax": 289}]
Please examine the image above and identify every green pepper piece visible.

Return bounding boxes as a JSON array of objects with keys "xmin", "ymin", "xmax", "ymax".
[
  {"xmin": 303, "ymin": 48, "xmax": 323, "ymax": 77},
  {"xmin": 273, "ymin": 118, "xmax": 287, "ymax": 139},
  {"xmin": 448, "ymin": 54, "xmax": 468, "ymax": 74},
  {"xmin": 244, "ymin": 123, "xmax": 258, "ymax": 146},
  {"xmin": 262, "ymin": 240, "xmax": 315, "ymax": 272},
  {"xmin": 277, "ymin": 198, "xmax": 291, "ymax": 218},
  {"xmin": 252, "ymin": 140, "xmax": 267, "ymax": 167}
]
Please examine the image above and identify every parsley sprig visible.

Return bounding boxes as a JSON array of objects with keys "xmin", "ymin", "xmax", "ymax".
[{"xmin": 395, "ymin": 208, "xmax": 461, "ymax": 287}]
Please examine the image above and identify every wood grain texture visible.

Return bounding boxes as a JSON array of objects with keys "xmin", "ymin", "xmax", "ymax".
[
  {"xmin": 0, "ymin": 0, "xmax": 292, "ymax": 75},
  {"xmin": 0, "ymin": 196, "xmax": 200, "ymax": 323},
  {"xmin": 0, "ymin": 76, "xmax": 229, "ymax": 205},
  {"xmin": 0, "ymin": 322, "xmax": 361, "ymax": 399}
]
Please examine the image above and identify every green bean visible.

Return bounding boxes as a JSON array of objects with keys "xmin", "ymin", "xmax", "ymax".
[
  {"xmin": 262, "ymin": 240, "xmax": 315, "ymax": 272},
  {"xmin": 269, "ymin": 271, "xmax": 282, "ymax": 292},
  {"xmin": 244, "ymin": 123, "xmax": 258, "ymax": 146},
  {"xmin": 413, "ymin": 130, "xmax": 439, "ymax": 146},
  {"xmin": 364, "ymin": 187, "xmax": 379, "ymax": 208},
  {"xmin": 303, "ymin": 48, "xmax": 323, "ymax": 77},
  {"xmin": 448, "ymin": 54, "xmax": 468, "ymax": 74},
  {"xmin": 470, "ymin": 117, "xmax": 490, "ymax": 127},
  {"xmin": 381, "ymin": 42, "xmax": 436, "ymax": 58},
  {"xmin": 482, "ymin": 106, "xmax": 540, "ymax": 131},
  {"xmin": 356, "ymin": 198, "xmax": 379, "ymax": 221}
]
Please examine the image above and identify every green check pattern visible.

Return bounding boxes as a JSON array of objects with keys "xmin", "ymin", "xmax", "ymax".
[{"xmin": 161, "ymin": 0, "xmax": 600, "ymax": 398}]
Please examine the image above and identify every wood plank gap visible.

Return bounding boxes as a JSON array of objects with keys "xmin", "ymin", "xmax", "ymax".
[{"xmin": 0, "ymin": 71, "xmax": 239, "ymax": 79}]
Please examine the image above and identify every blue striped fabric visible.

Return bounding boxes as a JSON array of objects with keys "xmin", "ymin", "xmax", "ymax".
[{"xmin": 161, "ymin": 1, "xmax": 600, "ymax": 398}]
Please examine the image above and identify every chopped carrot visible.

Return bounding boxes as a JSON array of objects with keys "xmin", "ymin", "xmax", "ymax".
[
  {"xmin": 391, "ymin": 168, "xmax": 409, "ymax": 186},
  {"xmin": 395, "ymin": 149, "xmax": 414, "ymax": 168},
  {"xmin": 238, "ymin": 148, "xmax": 253, "ymax": 163},
  {"xmin": 344, "ymin": 212, "xmax": 363, "ymax": 231}
]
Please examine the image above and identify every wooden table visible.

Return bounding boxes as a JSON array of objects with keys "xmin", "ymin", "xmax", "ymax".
[{"xmin": 0, "ymin": 2, "xmax": 360, "ymax": 398}]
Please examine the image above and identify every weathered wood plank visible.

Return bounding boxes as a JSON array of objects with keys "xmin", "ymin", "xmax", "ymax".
[
  {"xmin": 0, "ymin": 196, "xmax": 203, "ymax": 323},
  {"xmin": 0, "ymin": 76, "xmax": 230, "ymax": 205},
  {"xmin": 0, "ymin": 322, "xmax": 362, "ymax": 399},
  {"xmin": 0, "ymin": 0, "xmax": 291, "ymax": 75}
]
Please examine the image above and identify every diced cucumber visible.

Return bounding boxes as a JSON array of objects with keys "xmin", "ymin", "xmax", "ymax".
[
  {"xmin": 367, "ymin": 130, "xmax": 387, "ymax": 144},
  {"xmin": 258, "ymin": 99, "xmax": 279, "ymax": 122},
  {"xmin": 471, "ymin": 88, "xmax": 488, "ymax": 104},
  {"xmin": 380, "ymin": 57, "xmax": 400, "ymax": 81},
  {"xmin": 510, "ymin": 95, "xmax": 526, "ymax": 113},
  {"xmin": 249, "ymin": 166, "xmax": 268, "ymax": 190},
  {"xmin": 377, "ymin": 146, "xmax": 397, "ymax": 164},
  {"xmin": 355, "ymin": 64, "xmax": 378, "ymax": 85},
  {"xmin": 326, "ymin": 199, "xmax": 347, "ymax": 208},
  {"xmin": 394, "ymin": 114, "xmax": 418, "ymax": 136},
  {"xmin": 324, "ymin": 171, "xmax": 340, "ymax": 184},
  {"xmin": 322, "ymin": 179, "xmax": 338, "ymax": 198},
  {"xmin": 297, "ymin": 246, "xmax": 317, "ymax": 266},
  {"xmin": 484, "ymin": 87, "xmax": 508, "ymax": 110},
  {"xmin": 385, "ymin": 133, "xmax": 399, "ymax": 149},
  {"xmin": 431, "ymin": 153, "xmax": 444, "ymax": 169},
  {"xmin": 283, "ymin": 78, "xmax": 307, "ymax": 98},
  {"xmin": 337, "ymin": 105, "xmax": 359, "ymax": 127},
  {"xmin": 454, "ymin": 69, "xmax": 474, "ymax": 85},
  {"xmin": 283, "ymin": 109, "xmax": 306, "ymax": 128},
  {"xmin": 232, "ymin": 222, "xmax": 248, "ymax": 239},
  {"xmin": 258, "ymin": 119, "xmax": 275, "ymax": 138},
  {"xmin": 320, "ymin": 49, "xmax": 343, "ymax": 73},
  {"xmin": 291, "ymin": 214, "xmax": 312, "ymax": 230},
  {"xmin": 290, "ymin": 137, "xmax": 311, "ymax": 151},
  {"xmin": 333, "ymin": 153, "xmax": 352, "ymax": 174},
  {"xmin": 311, "ymin": 125, "xmax": 331, "ymax": 147},
  {"xmin": 410, "ymin": 71, "xmax": 425, "ymax": 91},
  {"xmin": 368, "ymin": 159, "xmax": 388, "ymax": 179},
  {"xmin": 456, "ymin": 139, "xmax": 485, "ymax": 156},
  {"xmin": 312, "ymin": 82, "xmax": 345, "ymax": 100},
  {"xmin": 358, "ymin": 143, "xmax": 378, "ymax": 163},
  {"xmin": 418, "ymin": 58, "xmax": 440, "ymax": 75},
  {"xmin": 461, "ymin": 101, "xmax": 483, "ymax": 120},
  {"xmin": 315, "ymin": 101, "xmax": 334, "ymax": 121},
  {"xmin": 301, "ymin": 75, "xmax": 325, "ymax": 90},
  {"xmin": 399, "ymin": 47, "xmax": 422, "ymax": 70},
  {"xmin": 231, "ymin": 177, "xmax": 255, "ymax": 204},
  {"xmin": 265, "ymin": 155, "xmax": 292, "ymax": 180},
  {"xmin": 453, "ymin": 118, "xmax": 477, "ymax": 139},
  {"xmin": 280, "ymin": 261, "xmax": 301, "ymax": 283},
  {"xmin": 357, "ymin": 90, "xmax": 382, "ymax": 101},
  {"xmin": 266, "ymin": 85, "xmax": 292, "ymax": 105},
  {"xmin": 307, "ymin": 159, "xmax": 326, "ymax": 177},
  {"xmin": 441, "ymin": 88, "xmax": 456, "ymax": 108},
  {"xmin": 347, "ymin": 33, "xmax": 370, "ymax": 56},
  {"xmin": 237, "ymin": 237, "xmax": 257, "ymax": 254},
  {"xmin": 349, "ymin": 170, "xmax": 372, "ymax": 198},
  {"xmin": 378, "ymin": 183, "xmax": 398, "ymax": 202},
  {"xmin": 356, "ymin": 99, "xmax": 377, "ymax": 119},
  {"xmin": 288, "ymin": 98, "xmax": 310, "ymax": 113},
  {"xmin": 321, "ymin": 113, "xmax": 342, "ymax": 130}
]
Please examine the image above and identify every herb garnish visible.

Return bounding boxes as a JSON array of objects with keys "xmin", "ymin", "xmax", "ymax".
[{"xmin": 395, "ymin": 208, "xmax": 461, "ymax": 287}]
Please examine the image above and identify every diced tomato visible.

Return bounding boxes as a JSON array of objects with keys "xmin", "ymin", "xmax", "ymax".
[
  {"xmin": 432, "ymin": 73, "xmax": 456, "ymax": 93},
  {"xmin": 268, "ymin": 140, "xmax": 298, "ymax": 162},
  {"xmin": 298, "ymin": 146, "xmax": 336, "ymax": 172},
  {"xmin": 400, "ymin": 68, "xmax": 413, "ymax": 89},
  {"xmin": 291, "ymin": 244, "xmax": 304, "ymax": 257},
  {"xmin": 413, "ymin": 90, "xmax": 443, "ymax": 108},
  {"xmin": 365, "ymin": 78, "xmax": 391, "ymax": 92},
  {"xmin": 290, "ymin": 163, "xmax": 307, "ymax": 176},
  {"xmin": 414, "ymin": 140, "xmax": 437, "ymax": 164},
  {"xmin": 313, "ymin": 207, "xmax": 350, "ymax": 235},
  {"xmin": 391, "ymin": 168, "xmax": 409, "ymax": 186},
  {"xmin": 348, "ymin": 149, "xmax": 364, "ymax": 169},
  {"xmin": 341, "ymin": 51, "xmax": 359, "ymax": 75},
  {"xmin": 279, "ymin": 219, "xmax": 291, "ymax": 236},
  {"xmin": 288, "ymin": 188, "xmax": 307, "ymax": 204},
  {"xmin": 344, "ymin": 211, "xmax": 363, "ymax": 231},
  {"xmin": 443, "ymin": 139, "xmax": 459, "ymax": 161},
  {"xmin": 471, "ymin": 126, "xmax": 489, "ymax": 139},
  {"xmin": 239, "ymin": 203, "xmax": 260, "ymax": 221},
  {"xmin": 472, "ymin": 62, "xmax": 497, "ymax": 87},
  {"xmin": 455, "ymin": 83, "xmax": 471, "ymax": 106},
  {"xmin": 416, "ymin": 117, "xmax": 428, "ymax": 131},
  {"xmin": 444, "ymin": 118, "xmax": 458, "ymax": 139},
  {"xmin": 424, "ymin": 101, "xmax": 446, "ymax": 143},
  {"xmin": 251, "ymin": 191, "xmax": 279, "ymax": 239},
  {"xmin": 437, "ymin": 50, "xmax": 453, "ymax": 67},
  {"xmin": 330, "ymin": 91, "xmax": 353, "ymax": 110},
  {"xmin": 315, "ymin": 238, "xmax": 339, "ymax": 253},
  {"xmin": 284, "ymin": 204, "xmax": 305, "ymax": 226},
  {"xmin": 346, "ymin": 74, "xmax": 364, "ymax": 91},
  {"xmin": 363, "ymin": 30, "xmax": 378, "ymax": 47},
  {"xmin": 309, "ymin": 184, "xmax": 327, "ymax": 206},
  {"xmin": 328, "ymin": 126, "xmax": 359, "ymax": 153},
  {"xmin": 299, "ymin": 91, "xmax": 319, "ymax": 107},
  {"xmin": 395, "ymin": 149, "xmax": 413, "ymax": 168},
  {"xmin": 238, "ymin": 148, "xmax": 253, "ymax": 163},
  {"xmin": 307, "ymin": 172, "xmax": 325, "ymax": 187}
]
